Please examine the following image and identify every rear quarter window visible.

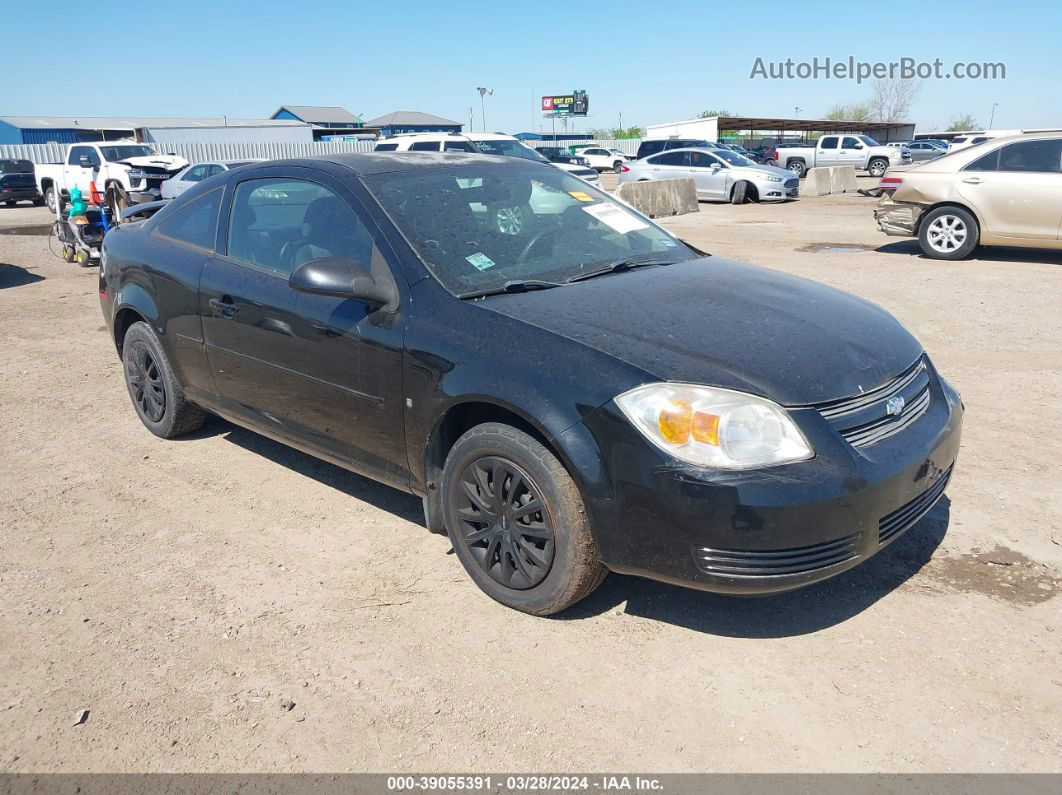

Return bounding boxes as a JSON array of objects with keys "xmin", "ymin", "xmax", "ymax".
[{"xmin": 155, "ymin": 188, "xmax": 221, "ymax": 250}]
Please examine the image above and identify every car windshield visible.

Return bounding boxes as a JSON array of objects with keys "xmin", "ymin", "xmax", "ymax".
[
  {"xmin": 710, "ymin": 149, "xmax": 754, "ymax": 166},
  {"xmin": 473, "ymin": 139, "xmax": 550, "ymax": 163},
  {"xmin": 858, "ymin": 136, "xmax": 879, "ymax": 147},
  {"xmin": 363, "ymin": 162, "xmax": 696, "ymax": 297},
  {"xmin": 99, "ymin": 145, "xmax": 156, "ymax": 162}
]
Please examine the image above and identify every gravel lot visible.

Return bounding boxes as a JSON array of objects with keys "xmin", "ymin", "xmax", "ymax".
[{"xmin": 1, "ymin": 185, "xmax": 1060, "ymax": 773}]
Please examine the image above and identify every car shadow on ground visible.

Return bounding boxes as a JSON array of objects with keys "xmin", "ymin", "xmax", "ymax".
[
  {"xmin": 875, "ymin": 239, "xmax": 1062, "ymax": 264},
  {"xmin": 561, "ymin": 498, "xmax": 951, "ymax": 638},
  {"xmin": 0, "ymin": 263, "xmax": 44, "ymax": 289},
  {"xmin": 190, "ymin": 414, "xmax": 424, "ymax": 525}
]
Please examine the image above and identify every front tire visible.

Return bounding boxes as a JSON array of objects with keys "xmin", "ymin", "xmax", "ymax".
[
  {"xmin": 122, "ymin": 321, "xmax": 207, "ymax": 438},
  {"xmin": 45, "ymin": 187, "xmax": 57, "ymax": 212},
  {"xmin": 918, "ymin": 206, "xmax": 979, "ymax": 260},
  {"xmin": 868, "ymin": 158, "xmax": 889, "ymax": 177},
  {"xmin": 731, "ymin": 181, "xmax": 749, "ymax": 204},
  {"xmin": 441, "ymin": 423, "xmax": 606, "ymax": 615}
]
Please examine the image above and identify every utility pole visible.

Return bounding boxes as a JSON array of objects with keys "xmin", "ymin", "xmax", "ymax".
[
  {"xmin": 468, "ymin": 106, "xmax": 474, "ymax": 132},
  {"xmin": 989, "ymin": 102, "xmax": 999, "ymax": 129}
]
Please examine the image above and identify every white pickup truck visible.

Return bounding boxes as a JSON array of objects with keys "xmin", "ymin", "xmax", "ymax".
[
  {"xmin": 35, "ymin": 141, "xmax": 188, "ymax": 213},
  {"xmin": 774, "ymin": 134, "xmax": 910, "ymax": 178}
]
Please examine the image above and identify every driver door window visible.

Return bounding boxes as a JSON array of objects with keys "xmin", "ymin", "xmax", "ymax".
[{"xmin": 226, "ymin": 178, "xmax": 374, "ymax": 276}]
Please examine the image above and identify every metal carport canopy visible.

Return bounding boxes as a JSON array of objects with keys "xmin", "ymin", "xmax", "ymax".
[{"xmin": 717, "ymin": 116, "xmax": 913, "ymax": 133}]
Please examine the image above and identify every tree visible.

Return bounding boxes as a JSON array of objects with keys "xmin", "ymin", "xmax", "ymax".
[
  {"xmin": 868, "ymin": 79, "xmax": 920, "ymax": 121},
  {"xmin": 698, "ymin": 109, "xmax": 737, "ymax": 119},
  {"xmin": 945, "ymin": 114, "xmax": 978, "ymax": 132},
  {"xmin": 609, "ymin": 126, "xmax": 643, "ymax": 139},
  {"xmin": 822, "ymin": 102, "xmax": 872, "ymax": 122}
]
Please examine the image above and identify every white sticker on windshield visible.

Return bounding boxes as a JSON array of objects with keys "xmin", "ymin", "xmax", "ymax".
[{"xmin": 581, "ymin": 202, "xmax": 649, "ymax": 235}]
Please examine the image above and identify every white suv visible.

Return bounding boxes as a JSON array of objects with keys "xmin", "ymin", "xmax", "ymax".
[
  {"xmin": 573, "ymin": 145, "xmax": 632, "ymax": 173},
  {"xmin": 374, "ymin": 133, "xmax": 479, "ymax": 153},
  {"xmin": 464, "ymin": 133, "xmax": 599, "ymax": 183}
]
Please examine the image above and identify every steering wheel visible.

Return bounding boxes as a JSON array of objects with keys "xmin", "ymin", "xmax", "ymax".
[{"xmin": 517, "ymin": 229, "xmax": 553, "ymax": 263}]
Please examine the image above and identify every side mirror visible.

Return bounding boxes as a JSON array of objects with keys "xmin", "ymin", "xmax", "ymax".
[
  {"xmin": 289, "ymin": 257, "xmax": 396, "ymax": 308},
  {"xmin": 79, "ymin": 156, "xmax": 94, "ymax": 168}
]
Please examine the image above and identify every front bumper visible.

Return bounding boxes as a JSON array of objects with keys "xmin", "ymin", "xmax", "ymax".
[
  {"xmin": 874, "ymin": 199, "xmax": 924, "ymax": 236},
  {"xmin": 561, "ymin": 362, "xmax": 963, "ymax": 595},
  {"xmin": 755, "ymin": 178, "xmax": 799, "ymax": 201}
]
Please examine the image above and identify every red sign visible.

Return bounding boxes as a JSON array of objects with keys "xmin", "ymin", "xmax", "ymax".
[{"xmin": 542, "ymin": 97, "xmax": 554, "ymax": 111}]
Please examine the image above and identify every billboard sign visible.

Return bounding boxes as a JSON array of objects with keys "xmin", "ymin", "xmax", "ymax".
[{"xmin": 542, "ymin": 90, "xmax": 589, "ymax": 117}]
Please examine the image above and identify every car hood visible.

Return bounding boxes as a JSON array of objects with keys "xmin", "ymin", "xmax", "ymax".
[
  {"xmin": 116, "ymin": 154, "xmax": 190, "ymax": 170},
  {"xmin": 737, "ymin": 163, "xmax": 793, "ymax": 179},
  {"xmin": 479, "ymin": 258, "xmax": 923, "ymax": 406}
]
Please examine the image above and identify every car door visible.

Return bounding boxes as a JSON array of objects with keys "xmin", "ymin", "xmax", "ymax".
[
  {"xmin": 687, "ymin": 150, "xmax": 730, "ymax": 200},
  {"xmin": 815, "ymin": 136, "xmax": 840, "ymax": 166},
  {"xmin": 959, "ymin": 139, "xmax": 1062, "ymax": 240},
  {"xmin": 644, "ymin": 150, "xmax": 688, "ymax": 181},
  {"xmin": 837, "ymin": 136, "xmax": 866, "ymax": 167},
  {"xmin": 65, "ymin": 145, "xmax": 100, "ymax": 193},
  {"xmin": 199, "ymin": 166, "xmax": 410, "ymax": 483}
]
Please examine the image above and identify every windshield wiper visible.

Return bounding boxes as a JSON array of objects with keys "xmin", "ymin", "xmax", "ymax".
[
  {"xmin": 566, "ymin": 258, "xmax": 675, "ymax": 284},
  {"xmin": 458, "ymin": 279, "xmax": 565, "ymax": 300}
]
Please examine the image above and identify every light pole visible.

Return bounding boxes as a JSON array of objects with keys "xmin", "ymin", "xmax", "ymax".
[
  {"xmin": 794, "ymin": 106, "xmax": 803, "ymax": 119},
  {"xmin": 989, "ymin": 102, "xmax": 999, "ymax": 129},
  {"xmin": 477, "ymin": 87, "xmax": 493, "ymax": 132}
]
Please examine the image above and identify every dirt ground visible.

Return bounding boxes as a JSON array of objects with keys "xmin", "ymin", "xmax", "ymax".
[{"xmin": 1, "ymin": 182, "xmax": 1060, "ymax": 774}]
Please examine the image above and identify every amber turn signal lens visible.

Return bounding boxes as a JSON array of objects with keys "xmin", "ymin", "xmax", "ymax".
[
  {"xmin": 691, "ymin": 411, "xmax": 720, "ymax": 446},
  {"xmin": 658, "ymin": 399, "xmax": 692, "ymax": 445}
]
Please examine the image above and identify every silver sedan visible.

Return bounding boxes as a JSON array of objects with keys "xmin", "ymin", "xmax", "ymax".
[
  {"xmin": 620, "ymin": 148, "xmax": 799, "ymax": 203},
  {"xmin": 160, "ymin": 159, "xmax": 265, "ymax": 200}
]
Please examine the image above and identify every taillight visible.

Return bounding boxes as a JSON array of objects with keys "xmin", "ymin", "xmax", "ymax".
[
  {"xmin": 620, "ymin": 165, "xmax": 630, "ymax": 173},
  {"xmin": 879, "ymin": 177, "xmax": 903, "ymax": 189}
]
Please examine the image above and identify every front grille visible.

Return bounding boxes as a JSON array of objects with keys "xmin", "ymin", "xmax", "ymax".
[
  {"xmin": 817, "ymin": 358, "xmax": 932, "ymax": 448},
  {"xmin": 878, "ymin": 465, "xmax": 953, "ymax": 545},
  {"xmin": 785, "ymin": 178, "xmax": 799, "ymax": 189},
  {"xmin": 693, "ymin": 533, "xmax": 859, "ymax": 577}
]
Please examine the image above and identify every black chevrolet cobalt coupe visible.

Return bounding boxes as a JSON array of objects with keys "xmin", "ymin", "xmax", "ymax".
[{"xmin": 99, "ymin": 152, "xmax": 962, "ymax": 615}]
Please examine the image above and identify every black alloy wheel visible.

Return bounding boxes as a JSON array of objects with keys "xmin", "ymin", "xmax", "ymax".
[
  {"xmin": 453, "ymin": 456, "xmax": 556, "ymax": 589},
  {"xmin": 126, "ymin": 341, "xmax": 167, "ymax": 423}
]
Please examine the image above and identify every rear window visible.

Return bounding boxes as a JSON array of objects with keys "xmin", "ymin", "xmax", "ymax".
[
  {"xmin": 375, "ymin": 143, "xmax": 399, "ymax": 151},
  {"xmin": 0, "ymin": 159, "xmax": 34, "ymax": 174},
  {"xmin": 410, "ymin": 141, "xmax": 441, "ymax": 152}
]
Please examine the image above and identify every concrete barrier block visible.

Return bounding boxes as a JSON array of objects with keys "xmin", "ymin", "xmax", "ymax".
[
  {"xmin": 829, "ymin": 166, "xmax": 858, "ymax": 193},
  {"xmin": 803, "ymin": 167, "xmax": 832, "ymax": 197},
  {"xmin": 615, "ymin": 178, "xmax": 699, "ymax": 218}
]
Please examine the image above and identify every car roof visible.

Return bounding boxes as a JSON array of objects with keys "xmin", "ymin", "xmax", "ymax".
[{"xmin": 252, "ymin": 151, "xmax": 531, "ymax": 177}]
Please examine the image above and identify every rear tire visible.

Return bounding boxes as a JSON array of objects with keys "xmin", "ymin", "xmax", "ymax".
[
  {"xmin": 918, "ymin": 206, "xmax": 979, "ymax": 260},
  {"xmin": 441, "ymin": 422, "xmax": 606, "ymax": 615},
  {"xmin": 62, "ymin": 245, "xmax": 76, "ymax": 263},
  {"xmin": 612, "ymin": 161, "xmax": 624, "ymax": 174},
  {"xmin": 787, "ymin": 160, "xmax": 807, "ymax": 178},
  {"xmin": 4, "ymin": 200, "xmax": 15, "ymax": 207},
  {"xmin": 121, "ymin": 321, "xmax": 207, "ymax": 438}
]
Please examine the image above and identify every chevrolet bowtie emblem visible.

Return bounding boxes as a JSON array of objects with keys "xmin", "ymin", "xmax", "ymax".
[{"xmin": 886, "ymin": 395, "xmax": 906, "ymax": 416}]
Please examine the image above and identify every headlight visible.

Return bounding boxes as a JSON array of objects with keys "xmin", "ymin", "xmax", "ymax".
[
  {"xmin": 764, "ymin": 175, "xmax": 784, "ymax": 182},
  {"xmin": 615, "ymin": 383, "xmax": 814, "ymax": 469}
]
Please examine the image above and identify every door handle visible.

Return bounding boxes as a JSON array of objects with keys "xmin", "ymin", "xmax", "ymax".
[
  {"xmin": 962, "ymin": 177, "xmax": 983, "ymax": 184},
  {"xmin": 209, "ymin": 296, "xmax": 238, "ymax": 319}
]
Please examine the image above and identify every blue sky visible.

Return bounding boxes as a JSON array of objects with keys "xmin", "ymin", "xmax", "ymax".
[{"xmin": 5, "ymin": 0, "xmax": 1060, "ymax": 133}]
